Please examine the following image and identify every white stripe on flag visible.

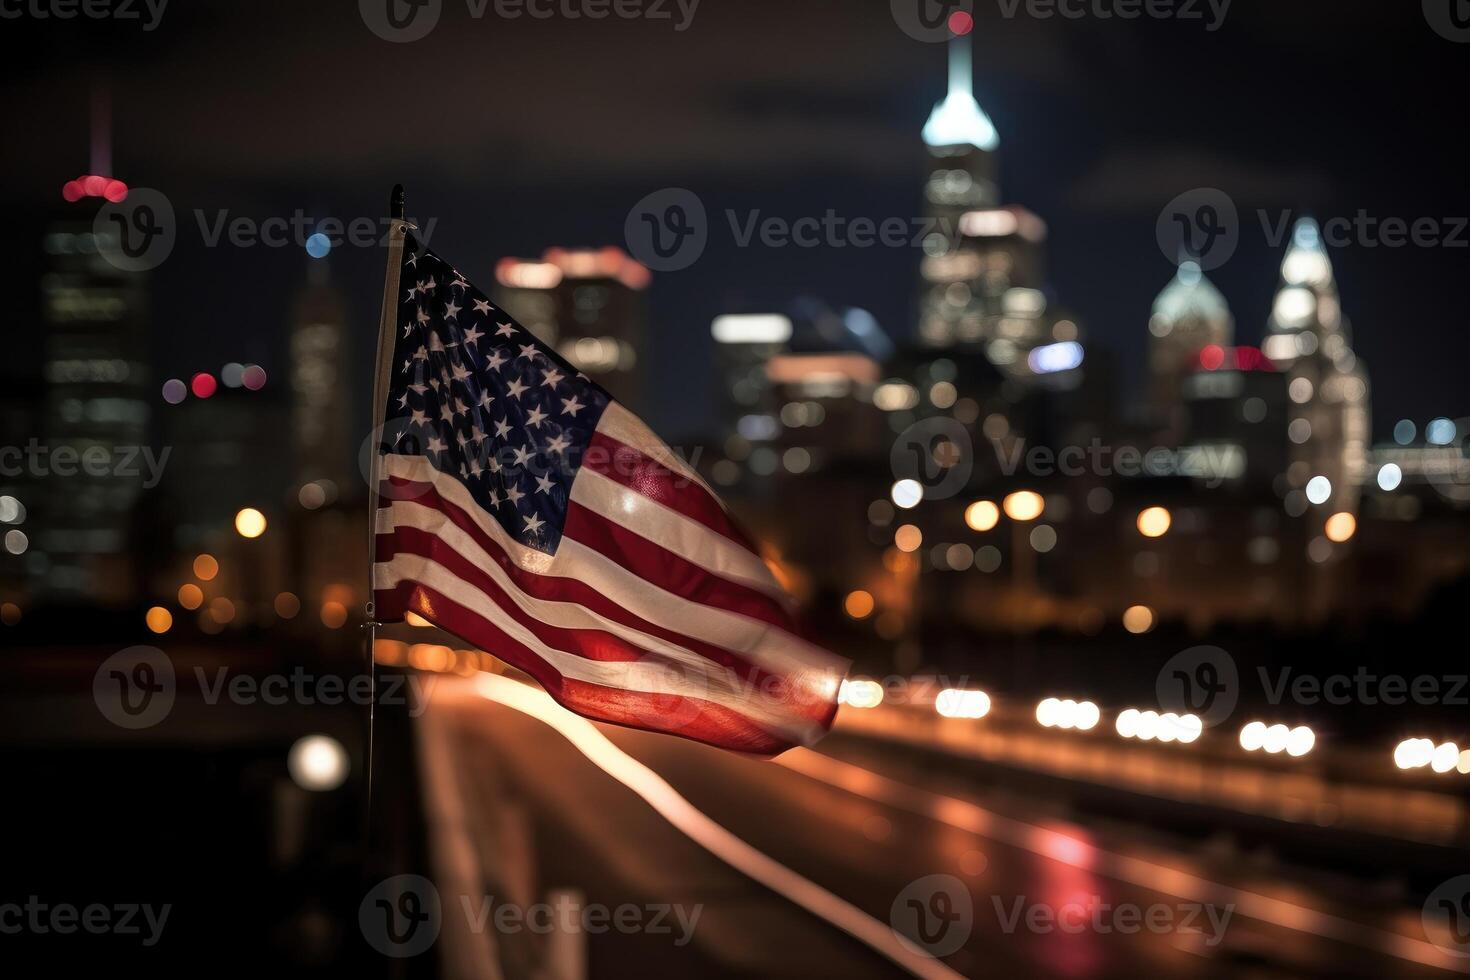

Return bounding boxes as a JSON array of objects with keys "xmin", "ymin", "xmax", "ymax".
[
  {"xmin": 375, "ymin": 553, "xmax": 823, "ymax": 745},
  {"xmin": 596, "ymin": 402, "xmax": 720, "ymax": 499},
  {"xmin": 380, "ymin": 453, "xmax": 848, "ymax": 685},
  {"xmin": 569, "ymin": 466, "xmax": 786, "ymax": 600}
]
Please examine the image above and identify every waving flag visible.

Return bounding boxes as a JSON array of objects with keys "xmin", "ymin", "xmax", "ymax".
[{"xmin": 370, "ymin": 229, "xmax": 849, "ymax": 755}]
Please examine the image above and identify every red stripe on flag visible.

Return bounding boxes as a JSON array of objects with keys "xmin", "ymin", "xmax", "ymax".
[
  {"xmin": 380, "ymin": 476, "xmax": 794, "ymax": 658},
  {"xmin": 378, "ymin": 577, "xmax": 798, "ymax": 755},
  {"xmin": 562, "ymin": 501, "xmax": 794, "ymax": 630},
  {"xmin": 378, "ymin": 523, "xmax": 838, "ymax": 728},
  {"xmin": 584, "ymin": 431, "xmax": 757, "ymax": 551}
]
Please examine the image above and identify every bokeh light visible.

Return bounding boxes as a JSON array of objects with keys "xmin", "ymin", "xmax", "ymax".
[
  {"xmin": 965, "ymin": 500, "xmax": 999, "ymax": 532},
  {"xmin": 145, "ymin": 606, "xmax": 173, "ymax": 634},
  {"xmin": 234, "ymin": 507, "xmax": 267, "ymax": 538}
]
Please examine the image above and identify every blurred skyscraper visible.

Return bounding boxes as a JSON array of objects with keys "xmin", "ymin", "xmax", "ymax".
[
  {"xmin": 493, "ymin": 247, "xmax": 650, "ymax": 409},
  {"xmin": 35, "ymin": 221, "xmax": 151, "ymax": 604},
  {"xmin": 1148, "ymin": 260, "xmax": 1234, "ymax": 439},
  {"xmin": 291, "ymin": 259, "xmax": 352, "ymax": 490},
  {"xmin": 917, "ymin": 33, "xmax": 1082, "ymax": 382},
  {"xmin": 1263, "ymin": 218, "xmax": 1371, "ymax": 521}
]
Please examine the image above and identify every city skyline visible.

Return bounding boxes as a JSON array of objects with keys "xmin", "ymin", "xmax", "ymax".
[{"xmin": 1, "ymin": 0, "xmax": 1466, "ymax": 446}]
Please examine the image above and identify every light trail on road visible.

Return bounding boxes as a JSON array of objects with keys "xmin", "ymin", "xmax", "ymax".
[
  {"xmin": 777, "ymin": 747, "xmax": 1470, "ymax": 974},
  {"xmin": 469, "ymin": 673, "xmax": 966, "ymax": 980}
]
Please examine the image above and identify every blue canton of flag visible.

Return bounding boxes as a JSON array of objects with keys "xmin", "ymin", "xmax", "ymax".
[{"xmin": 380, "ymin": 234, "xmax": 611, "ymax": 555}]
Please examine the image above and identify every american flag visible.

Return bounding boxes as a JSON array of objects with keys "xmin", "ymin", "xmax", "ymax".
[{"xmin": 372, "ymin": 233, "xmax": 849, "ymax": 754}]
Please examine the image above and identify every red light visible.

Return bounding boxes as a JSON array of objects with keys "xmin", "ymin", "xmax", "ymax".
[
  {"xmin": 103, "ymin": 179, "xmax": 129, "ymax": 203},
  {"xmin": 190, "ymin": 372, "xmax": 218, "ymax": 399},
  {"xmin": 62, "ymin": 180, "xmax": 84, "ymax": 202},
  {"xmin": 1234, "ymin": 345, "xmax": 1269, "ymax": 371},
  {"xmin": 1199, "ymin": 345, "xmax": 1225, "ymax": 371},
  {"xmin": 82, "ymin": 175, "xmax": 107, "ymax": 197},
  {"xmin": 948, "ymin": 10, "xmax": 974, "ymax": 36},
  {"xmin": 241, "ymin": 365, "xmax": 267, "ymax": 391}
]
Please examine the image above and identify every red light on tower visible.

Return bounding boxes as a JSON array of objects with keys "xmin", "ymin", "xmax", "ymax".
[
  {"xmin": 190, "ymin": 372, "xmax": 218, "ymax": 399},
  {"xmin": 949, "ymin": 10, "xmax": 974, "ymax": 36},
  {"xmin": 62, "ymin": 174, "xmax": 131, "ymax": 203}
]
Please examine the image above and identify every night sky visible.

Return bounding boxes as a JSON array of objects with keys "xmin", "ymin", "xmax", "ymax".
[{"xmin": 2, "ymin": 0, "xmax": 1465, "ymax": 441}]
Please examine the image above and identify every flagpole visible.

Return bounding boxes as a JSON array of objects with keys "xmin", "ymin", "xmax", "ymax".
[{"xmin": 363, "ymin": 183, "xmax": 408, "ymax": 849}]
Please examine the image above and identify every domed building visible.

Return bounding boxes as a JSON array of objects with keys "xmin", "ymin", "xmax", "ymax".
[{"xmin": 1147, "ymin": 259, "xmax": 1233, "ymax": 436}]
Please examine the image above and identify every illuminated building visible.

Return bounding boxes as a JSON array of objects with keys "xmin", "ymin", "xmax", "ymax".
[
  {"xmin": 1178, "ymin": 346, "xmax": 1288, "ymax": 490},
  {"xmin": 1148, "ymin": 260, "xmax": 1234, "ymax": 438},
  {"xmin": 35, "ymin": 220, "xmax": 152, "ymax": 603},
  {"xmin": 711, "ymin": 313, "xmax": 791, "ymax": 452},
  {"xmin": 1263, "ymin": 218, "xmax": 1370, "ymax": 523},
  {"xmin": 493, "ymin": 247, "xmax": 650, "ymax": 408},
  {"xmin": 291, "ymin": 257, "xmax": 352, "ymax": 490},
  {"xmin": 917, "ymin": 33, "xmax": 1083, "ymax": 383},
  {"xmin": 161, "ymin": 377, "xmax": 286, "ymax": 552}
]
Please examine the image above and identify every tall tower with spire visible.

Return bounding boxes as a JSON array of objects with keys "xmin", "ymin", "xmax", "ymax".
[
  {"xmin": 915, "ymin": 30, "xmax": 1076, "ymax": 383},
  {"xmin": 1148, "ymin": 259, "xmax": 1233, "ymax": 435},
  {"xmin": 918, "ymin": 30, "xmax": 1000, "ymax": 349},
  {"xmin": 1263, "ymin": 218, "xmax": 1370, "ymax": 522}
]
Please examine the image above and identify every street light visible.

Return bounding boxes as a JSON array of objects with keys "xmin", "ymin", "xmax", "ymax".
[
  {"xmin": 1002, "ymin": 490, "xmax": 1043, "ymax": 522},
  {"xmin": 1324, "ymin": 511, "xmax": 1356, "ymax": 542},
  {"xmin": 235, "ymin": 507, "xmax": 267, "ymax": 538},
  {"xmin": 965, "ymin": 500, "xmax": 1000, "ymax": 532},
  {"xmin": 1136, "ymin": 506, "xmax": 1172, "ymax": 538}
]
